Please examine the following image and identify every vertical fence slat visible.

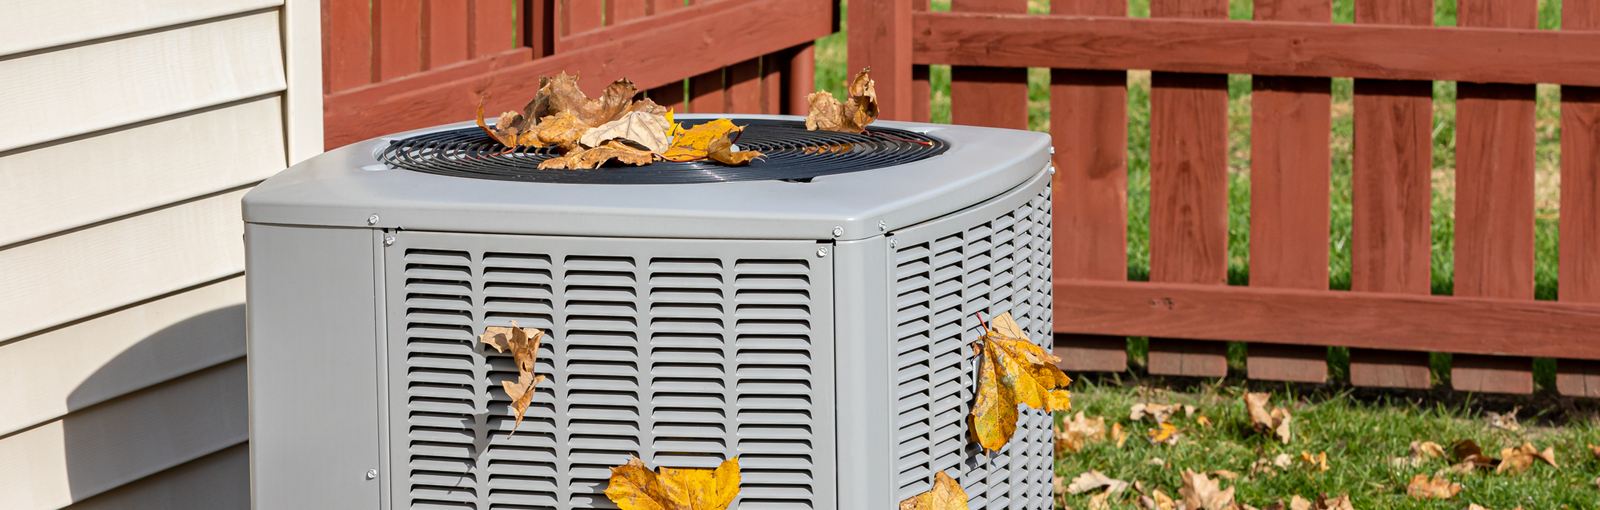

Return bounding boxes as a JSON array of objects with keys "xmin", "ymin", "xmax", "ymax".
[
  {"xmin": 912, "ymin": 0, "xmax": 931, "ymax": 123},
  {"xmin": 610, "ymin": 0, "xmax": 652, "ymax": 23},
  {"xmin": 726, "ymin": 58, "xmax": 762, "ymax": 113},
  {"xmin": 423, "ymin": 0, "xmax": 471, "ymax": 70},
  {"xmin": 650, "ymin": 81, "xmax": 687, "ymax": 112},
  {"xmin": 848, "ymin": 0, "xmax": 913, "ymax": 120},
  {"xmin": 690, "ymin": 68, "xmax": 725, "ymax": 113},
  {"xmin": 1451, "ymin": 0, "xmax": 1537, "ymax": 394},
  {"xmin": 1050, "ymin": 0, "xmax": 1130, "ymax": 373},
  {"xmin": 1244, "ymin": 0, "xmax": 1332, "ymax": 383},
  {"xmin": 1144, "ymin": 0, "xmax": 1231, "ymax": 378},
  {"xmin": 949, "ymin": 0, "xmax": 1028, "ymax": 129},
  {"xmin": 786, "ymin": 44, "xmax": 816, "ymax": 115},
  {"xmin": 469, "ymin": 0, "xmax": 516, "ymax": 58},
  {"xmin": 561, "ymin": 0, "xmax": 603, "ymax": 36},
  {"xmin": 374, "ymin": 0, "xmax": 423, "ymax": 80},
  {"xmin": 323, "ymin": 0, "xmax": 373, "ymax": 93},
  {"xmin": 525, "ymin": 0, "xmax": 556, "ymax": 58},
  {"xmin": 760, "ymin": 53, "xmax": 786, "ymax": 115},
  {"xmin": 1347, "ymin": 0, "xmax": 1435, "ymax": 389},
  {"xmin": 1556, "ymin": 0, "xmax": 1600, "ymax": 397}
]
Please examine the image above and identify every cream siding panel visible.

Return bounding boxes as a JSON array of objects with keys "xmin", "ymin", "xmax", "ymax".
[
  {"xmin": 0, "ymin": 99, "xmax": 284, "ymax": 247},
  {"xmin": 0, "ymin": 360, "xmax": 248, "ymax": 510},
  {"xmin": 0, "ymin": 277, "xmax": 245, "ymax": 437},
  {"xmin": 0, "ymin": 12, "xmax": 286, "ymax": 153},
  {"xmin": 283, "ymin": 0, "xmax": 324, "ymax": 163},
  {"xmin": 0, "ymin": 0, "xmax": 283, "ymax": 57},
  {"xmin": 0, "ymin": 189, "xmax": 249, "ymax": 342},
  {"xmin": 65, "ymin": 444, "xmax": 248, "ymax": 510}
]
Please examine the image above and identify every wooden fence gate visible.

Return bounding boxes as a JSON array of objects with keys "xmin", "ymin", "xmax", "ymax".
[
  {"xmin": 853, "ymin": 0, "xmax": 1600, "ymax": 395},
  {"xmin": 320, "ymin": 0, "xmax": 833, "ymax": 148}
]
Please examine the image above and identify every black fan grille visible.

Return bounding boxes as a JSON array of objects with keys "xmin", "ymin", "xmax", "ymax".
[{"xmin": 379, "ymin": 118, "xmax": 948, "ymax": 184}]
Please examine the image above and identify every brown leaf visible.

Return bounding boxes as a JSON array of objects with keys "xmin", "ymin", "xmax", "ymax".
[
  {"xmin": 1449, "ymin": 439, "xmax": 1500, "ymax": 471},
  {"xmin": 1113, "ymin": 423, "xmax": 1128, "ymax": 448},
  {"xmin": 1056, "ymin": 411, "xmax": 1108, "ymax": 454},
  {"xmin": 1589, "ymin": 444, "xmax": 1600, "ymax": 460},
  {"xmin": 541, "ymin": 73, "xmax": 640, "ymax": 128},
  {"xmin": 479, "ymin": 321, "xmax": 547, "ymax": 434},
  {"xmin": 1495, "ymin": 442, "xmax": 1558, "ymax": 475},
  {"xmin": 1245, "ymin": 393, "xmax": 1293, "ymax": 444},
  {"xmin": 899, "ymin": 470, "xmax": 970, "ymax": 510},
  {"xmin": 1179, "ymin": 470, "xmax": 1235, "ymax": 510},
  {"xmin": 1131, "ymin": 403, "xmax": 1178, "ymax": 424},
  {"xmin": 969, "ymin": 311, "xmax": 1073, "ymax": 451},
  {"xmin": 805, "ymin": 67, "xmax": 878, "ymax": 133},
  {"xmin": 1210, "ymin": 470, "xmax": 1240, "ymax": 480},
  {"xmin": 539, "ymin": 140, "xmax": 655, "ymax": 170},
  {"xmin": 1088, "ymin": 489, "xmax": 1112, "ymax": 510},
  {"xmin": 604, "ymin": 455, "xmax": 740, "ymax": 510},
  {"xmin": 1065, "ymin": 470, "xmax": 1129, "ymax": 496},
  {"xmin": 1485, "ymin": 407, "xmax": 1521, "ymax": 431},
  {"xmin": 1312, "ymin": 494, "xmax": 1354, "ymax": 510},
  {"xmin": 532, "ymin": 111, "xmax": 592, "ymax": 151},
  {"xmin": 1140, "ymin": 490, "xmax": 1178, "ymax": 510},
  {"xmin": 1300, "ymin": 451, "xmax": 1329, "ymax": 473},
  {"xmin": 1405, "ymin": 474, "xmax": 1462, "ymax": 499},
  {"xmin": 580, "ymin": 110, "xmax": 672, "ymax": 153},
  {"xmin": 1392, "ymin": 440, "xmax": 1447, "ymax": 468}
]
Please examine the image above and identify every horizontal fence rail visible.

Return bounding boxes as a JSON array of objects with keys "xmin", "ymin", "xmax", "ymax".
[
  {"xmin": 854, "ymin": 0, "xmax": 1600, "ymax": 395},
  {"xmin": 321, "ymin": 0, "xmax": 831, "ymax": 148}
]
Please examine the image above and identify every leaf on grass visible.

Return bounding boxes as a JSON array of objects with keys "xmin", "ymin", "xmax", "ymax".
[
  {"xmin": 660, "ymin": 119, "xmax": 764, "ymax": 165},
  {"xmin": 1590, "ymin": 444, "xmax": 1600, "ymax": 460},
  {"xmin": 1495, "ymin": 442, "xmax": 1558, "ymax": 475},
  {"xmin": 1139, "ymin": 489, "xmax": 1178, "ymax": 510},
  {"xmin": 1197, "ymin": 415, "xmax": 1214, "ymax": 427},
  {"xmin": 604, "ymin": 455, "xmax": 740, "ymax": 510},
  {"xmin": 580, "ymin": 110, "xmax": 672, "ymax": 153},
  {"xmin": 1245, "ymin": 392, "xmax": 1293, "ymax": 444},
  {"xmin": 1210, "ymin": 470, "xmax": 1239, "ymax": 480},
  {"xmin": 1300, "ymin": 451, "xmax": 1329, "ymax": 473},
  {"xmin": 1179, "ymin": 470, "xmax": 1236, "ymax": 510},
  {"xmin": 1447, "ymin": 439, "xmax": 1500, "ymax": 472},
  {"xmin": 1088, "ymin": 489, "xmax": 1112, "ymax": 510},
  {"xmin": 899, "ymin": 471, "xmax": 970, "ymax": 510},
  {"xmin": 1056, "ymin": 411, "xmax": 1108, "ymax": 454},
  {"xmin": 1065, "ymin": 470, "xmax": 1129, "ymax": 496},
  {"xmin": 1391, "ymin": 440, "xmax": 1446, "ymax": 468},
  {"xmin": 1148, "ymin": 457, "xmax": 1166, "ymax": 467},
  {"xmin": 805, "ymin": 67, "xmax": 878, "ymax": 133},
  {"xmin": 1404, "ymin": 474, "xmax": 1462, "ymax": 499},
  {"xmin": 1148, "ymin": 422, "xmax": 1180, "ymax": 445},
  {"xmin": 969, "ymin": 311, "xmax": 1073, "ymax": 451},
  {"xmin": 1131, "ymin": 403, "xmax": 1179, "ymax": 424},
  {"xmin": 1113, "ymin": 423, "xmax": 1128, "ymax": 448},
  {"xmin": 539, "ymin": 140, "xmax": 655, "ymax": 170},
  {"xmin": 1263, "ymin": 495, "xmax": 1311, "ymax": 510},
  {"xmin": 479, "ymin": 321, "xmax": 547, "ymax": 435},
  {"xmin": 1485, "ymin": 407, "xmax": 1521, "ymax": 431}
]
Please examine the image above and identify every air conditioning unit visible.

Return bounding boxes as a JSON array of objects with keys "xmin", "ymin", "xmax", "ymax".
[{"xmin": 243, "ymin": 115, "xmax": 1055, "ymax": 510}]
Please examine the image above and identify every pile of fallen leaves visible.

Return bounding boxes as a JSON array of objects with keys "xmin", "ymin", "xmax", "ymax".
[{"xmin": 475, "ymin": 73, "xmax": 764, "ymax": 169}]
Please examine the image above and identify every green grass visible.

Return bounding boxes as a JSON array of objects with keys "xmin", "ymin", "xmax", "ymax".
[
  {"xmin": 814, "ymin": 0, "xmax": 1566, "ymax": 300},
  {"xmin": 1055, "ymin": 381, "xmax": 1600, "ymax": 509}
]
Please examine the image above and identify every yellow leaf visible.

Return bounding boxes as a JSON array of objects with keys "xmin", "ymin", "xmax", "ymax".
[
  {"xmin": 968, "ymin": 311, "xmax": 1072, "ymax": 451},
  {"xmin": 1299, "ymin": 451, "xmax": 1329, "ymax": 473},
  {"xmin": 1178, "ymin": 470, "xmax": 1235, "ymax": 510},
  {"xmin": 1405, "ymin": 474, "xmax": 1462, "ymax": 499},
  {"xmin": 1140, "ymin": 489, "xmax": 1178, "ymax": 510},
  {"xmin": 805, "ymin": 67, "xmax": 878, "ymax": 133},
  {"xmin": 1244, "ymin": 393, "xmax": 1292, "ymax": 444},
  {"xmin": 1148, "ymin": 423, "xmax": 1179, "ymax": 445},
  {"xmin": 479, "ymin": 321, "xmax": 548, "ymax": 434},
  {"xmin": 1112, "ymin": 423, "xmax": 1128, "ymax": 448},
  {"xmin": 604, "ymin": 455, "xmax": 741, "ymax": 510},
  {"xmin": 659, "ymin": 119, "xmax": 763, "ymax": 165},
  {"xmin": 1495, "ymin": 442, "xmax": 1558, "ymax": 475},
  {"xmin": 899, "ymin": 470, "xmax": 970, "ymax": 510}
]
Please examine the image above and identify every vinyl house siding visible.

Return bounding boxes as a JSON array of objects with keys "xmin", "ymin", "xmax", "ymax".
[{"xmin": 0, "ymin": 0, "xmax": 319, "ymax": 507}]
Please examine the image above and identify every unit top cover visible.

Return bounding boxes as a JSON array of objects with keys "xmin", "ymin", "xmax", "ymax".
[{"xmin": 243, "ymin": 115, "xmax": 1051, "ymax": 241}]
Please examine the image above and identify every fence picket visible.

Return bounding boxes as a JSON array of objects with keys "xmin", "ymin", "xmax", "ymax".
[
  {"xmin": 322, "ymin": 0, "xmax": 373, "ymax": 93},
  {"xmin": 725, "ymin": 59, "xmax": 762, "ymax": 113},
  {"xmin": 610, "ymin": 0, "xmax": 649, "ymax": 23},
  {"xmin": 912, "ymin": 0, "xmax": 931, "ymax": 123},
  {"xmin": 1347, "ymin": 0, "xmax": 1435, "ymax": 389},
  {"xmin": 785, "ymin": 44, "xmax": 816, "ymax": 115},
  {"xmin": 760, "ymin": 53, "xmax": 785, "ymax": 114},
  {"xmin": 525, "ymin": 0, "xmax": 555, "ymax": 58},
  {"xmin": 1556, "ymin": 0, "xmax": 1600, "ymax": 397},
  {"xmin": 1144, "ymin": 0, "xmax": 1231, "ymax": 378},
  {"xmin": 374, "ymin": 0, "xmax": 422, "ymax": 80},
  {"xmin": 849, "ymin": 0, "xmax": 913, "ymax": 120},
  {"xmin": 423, "ymin": 0, "xmax": 471, "ymax": 70},
  {"xmin": 1050, "ymin": 0, "xmax": 1130, "ymax": 373},
  {"xmin": 1244, "ymin": 0, "xmax": 1332, "ymax": 383},
  {"xmin": 469, "ymin": 0, "xmax": 515, "ymax": 58},
  {"xmin": 690, "ymin": 68, "xmax": 725, "ymax": 113},
  {"xmin": 1451, "ymin": 0, "xmax": 1538, "ymax": 394},
  {"xmin": 561, "ymin": 0, "xmax": 603, "ymax": 36},
  {"xmin": 949, "ymin": 0, "xmax": 1028, "ymax": 129}
]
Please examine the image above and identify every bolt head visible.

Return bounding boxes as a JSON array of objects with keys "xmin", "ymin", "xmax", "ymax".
[
  {"xmin": 816, "ymin": 247, "xmax": 829, "ymax": 257},
  {"xmin": 384, "ymin": 235, "xmax": 396, "ymax": 246},
  {"xmin": 367, "ymin": 214, "xmax": 380, "ymax": 225},
  {"xmin": 366, "ymin": 469, "xmax": 378, "ymax": 479},
  {"xmin": 889, "ymin": 238, "xmax": 898, "ymax": 248},
  {"xmin": 831, "ymin": 226, "xmax": 844, "ymax": 237},
  {"xmin": 878, "ymin": 220, "xmax": 888, "ymax": 231}
]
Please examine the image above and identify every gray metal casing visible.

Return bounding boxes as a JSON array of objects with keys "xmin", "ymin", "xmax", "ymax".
[{"xmin": 244, "ymin": 115, "xmax": 1054, "ymax": 510}]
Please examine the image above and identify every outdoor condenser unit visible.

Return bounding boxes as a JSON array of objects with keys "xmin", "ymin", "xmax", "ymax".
[{"xmin": 243, "ymin": 115, "xmax": 1055, "ymax": 510}]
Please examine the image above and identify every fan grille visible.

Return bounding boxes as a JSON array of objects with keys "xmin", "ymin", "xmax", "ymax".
[{"xmin": 379, "ymin": 118, "xmax": 948, "ymax": 184}]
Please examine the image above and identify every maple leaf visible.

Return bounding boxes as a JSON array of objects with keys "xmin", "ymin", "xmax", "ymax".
[
  {"xmin": 1179, "ymin": 470, "xmax": 1235, "ymax": 510},
  {"xmin": 580, "ymin": 110, "xmax": 673, "ymax": 153},
  {"xmin": 1404, "ymin": 474, "xmax": 1462, "ymax": 499},
  {"xmin": 899, "ymin": 471, "xmax": 969, "ymax": 510},
  {"xmin": 968, "ymin": 311, "xmax": 1073, "ymax": 451},
  {"xmin": 1065, "ymin": 470, "xmax": 1129, "ymax": 496},
  {"xmin": 539, "ymin": 140, "xmax": 656, "ymax": 170},
  {"xmin": 479, "ymin": 321, "xmax": 548, "ymax": 434},
  {"xmin": 1391, "ymin": 440, "xmax": 1446, "ymax": 468},
  {"xmin": 1495, "ymin": 442, "xmax": 1558, "ymax": 475},
  {"xmin": 604, "ymin": 455, "xmax": 741, "ymax": 510},
  {"xmin": 805, "ymin": 67, "xmax": 878, "ymax": 133},
  {"xmin": 1245, "ymin": 393, "xmax": 1293, "ymax": 444},
  {"xmin": 659, "ymin": 119, "xmax": 765, "ymax": 165}
]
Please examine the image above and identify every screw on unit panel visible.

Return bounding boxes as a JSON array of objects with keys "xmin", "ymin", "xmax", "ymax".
[
  {"xmin": 832, "ymin": 226, "xmax": 844, "ymax": 238},
  {"xmin": 816, "ymin": 247, "xmax": 829, "ymax": 258},
  {"xmin": 1048, "ymin": 165, "xmax": 1057, "ymax": 175},
  {"xmin": 366, "ymin": 469, "xmax": 378, "ymax": 480},
  {"xmin": 1050, "ymin": 146, "xmax": 1056, "ymax": 155},
  {"xmin": 889, "ymin": 238, "xmax": 898, "ymax": 249},
  {"xmin": 367, "ymin": 214, "xmax": 380, "ymax": 225},
  {"xmin": 384, "ymin": 235, "xmax": 396, "ymax": 246},
  {"xmin": 878, "ymin": 220, "xmax": 888, "ymax": 231}
]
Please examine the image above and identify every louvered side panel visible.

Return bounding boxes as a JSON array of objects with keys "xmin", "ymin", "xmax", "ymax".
[
  {"xmin": 888, "ymin": 171, "xmax": 1053, "ymax": 510},
  {"xmin": 386, "ymin": 233, "xmax": 835, "ymax": 510}
]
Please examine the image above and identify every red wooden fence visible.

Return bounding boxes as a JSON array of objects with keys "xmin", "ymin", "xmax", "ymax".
[
  {"xmin": 320, "ymin": 0, "xmax": 833, "ymax": 148},
  {"xmin": 853, "ymin": 0, "xmax": 1600, "ymax": 395}
]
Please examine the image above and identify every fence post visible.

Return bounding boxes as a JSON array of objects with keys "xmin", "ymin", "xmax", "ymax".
[
  {"xmin": 1051, "ymin": 0, "xmax": 1130, "ymax": 373},
  {"xmin": 1450, "ymin": 0, "xmax": 1537, "ymax": 394},
  {"xmin": 848, "ymin": 0, "xmax": 912, "ymax": 121},
  {"xmin": 1557, "ymin": 0, "xmax": 1600, "ymax": 397},
  {"xmin": 1347, "ymin": 0, "xmax": 1435, "ymax": 390},
  {"xmin": 1144, "ymin": 0, "xmax": 1231, "ymax": 378},
  {"xmin": 1244, "ymin": 0, "xmax": 1332, "ymax": 383}
]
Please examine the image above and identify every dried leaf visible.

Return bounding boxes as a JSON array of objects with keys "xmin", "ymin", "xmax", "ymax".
[
  {"xmin": 479, "ymin": 321, "xmax": 547, "ymax": 434},
  {"xmin": 1197, "ymin": 415, "xmax": 1214, "ymax": 427},
  {"xmin": 969, "ymin": 311, "xmax": 1073, "ymax": 451},
  {"xmin": 1392, "ymin": 441, "xmax": 1447, "ymax": 468},
  {"xmin": 532, "ymin": 111, "xmax": 592, "ymax": 151},
  {"xmin": 1590, "ymin": 444, "xmax": 1600, "ymax": 460},
  {"xmin": 1131, "ymin": 403, "xmax": 1178, "ymax": 424},
  {"xmin": 1485, "ymin": 407, "xmax": 1521, "ymax": 431},
  {"xmin": 1148, "ymin": 457, "xmax": 1166, "ymax": 467},
  {"xmin": 1300, "ymin": 451, "xmax": 1329, "ymax": 473},
  {"xmin": 805, "ymin": 67, "xmax": 878, "ymax": 133},
  {"xmin": 1140, "ymin": 490, "xmax": 1178, "ymax": 510},
  {"xmin": 1088, "ymin": 490, "xmax": 1112, "ymax": 510},
  {"xmin": 539, "ymin": 73, "xmax": 640, "ymax": 127},
  {"xmin": 1148, "ymin": 423, "xmax": 1180, "ymax": 445},
  {"xmin": 1113, "ymin": 423, "xmax": 1128, "ymax": 448},
  {"xmin": 1245, "ymin": 392, "xmax": 1293, "ymax": 444},
  {"xmin": 659, "ymin": 119, "xmax": 763, "ymax": 165},
  {"xmin": 539, "ymin": 140, "xmax": 656, "ymax": 170},
  {"xmin": 604, "ymin": 455, "xmax": 740, "ymax": 510},
  {"xmin": 1210, "ymin": 470, "xmax": 1239, "ymax": 480},
  {"xmin": 1313, "ymin": 494, "xmax": 1354, "ymax": 510},
  {"xmin": 1263, "ymin": 495, "xmax": 1312, "ymax": 510},
  {"xmin": 899, "ymin": 471, "xmax": 970, "ymax": 510},
  {"xmin": 1179, "ymin": 470, "xmax": 1235, "ymax": 510},
  {"xmin": 1405, "ymin": 474, "xmax": 1462, "ymax": 499},
  {"xmin": 476, "ymin": 99, "xmax": 528, "ymax": 147},
  {"xmin": 1065, "ymin": 470, "xmax": 1129, "ymax": 496},
  {"xmin": 1448, "ymin": 439, "xmax": 1500, "ymax": 471},
  {"xmin": 1057, "ymin": 411, "xmax": 1108, "ymax": 454},
  {"xmin": 1495, "ymin": 442, "xmax": 1558, "ymax": 475},
  {"xmin": 580, "ymin": 110, "xmax": 672, "ymax": 153}
]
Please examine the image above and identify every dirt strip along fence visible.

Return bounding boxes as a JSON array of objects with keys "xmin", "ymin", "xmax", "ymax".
[
  {"xmin": 852, "ymin": 0, "xmax": 1600, "ymax": 395},
  {"xmin": 321, "ymin": 0, "xmax": 834, "ymax": 149}
]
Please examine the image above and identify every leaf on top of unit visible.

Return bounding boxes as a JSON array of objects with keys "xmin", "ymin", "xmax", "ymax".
[
  {"xmin": 805, "ymin": 67, "xmax": 879, "ymax": 133},
  {"xmin": 580, "ymin": 110, "xmax": 673, "ymax": 153},
  {"xmin": 479, "ymin": 321, "xmax": 548, "ymax": 434},
  {"xmin": 660, "ymin": 118, "xmax": 764, "ymax": 165},
  {"xmin": 539, "ymin": 140, "xmax": 656, "ymax": 170},
  {"xmin": 899, "ymin": 470, "xmax": 971, "ymax": 510},
  {"xmin": 604, "ymin": 455, "xmax": 741, "ymax": 510},
  {"xmin": 968, "ymin": 311, "xmax": 1073, "ymax": 452}
]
